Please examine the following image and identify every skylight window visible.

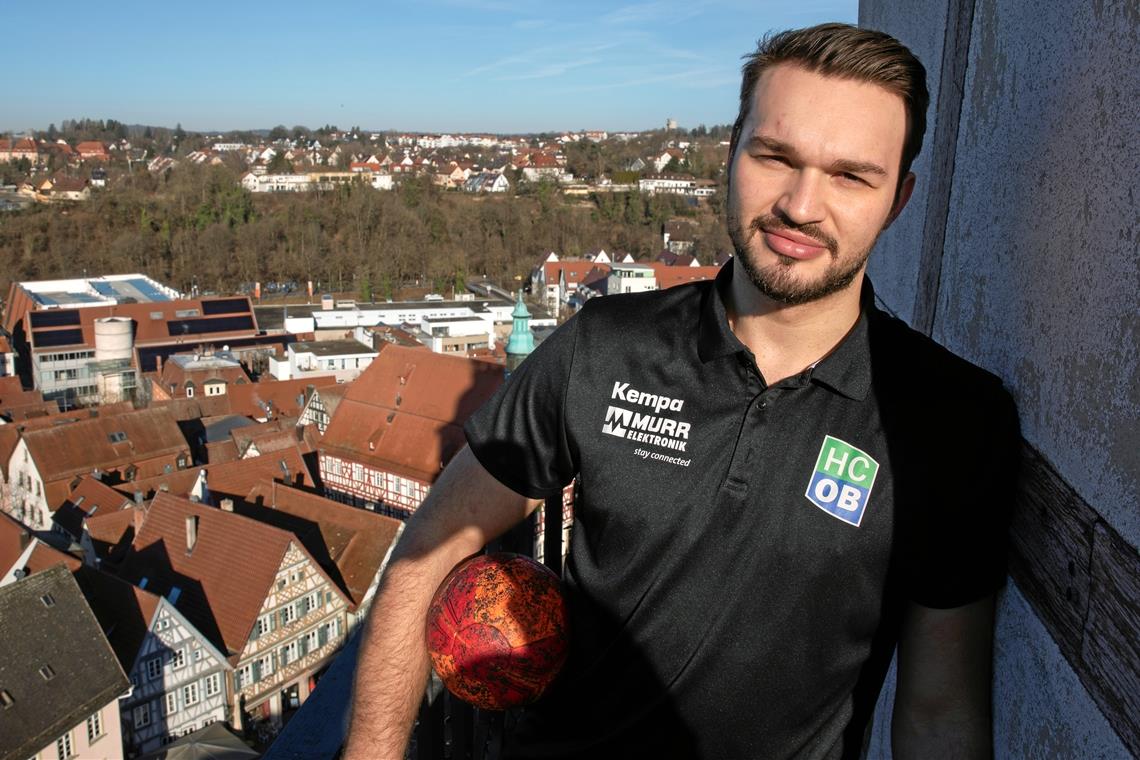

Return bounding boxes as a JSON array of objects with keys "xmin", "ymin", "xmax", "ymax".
[
  {"xmin": 108, "ymin": 431, "xmax": 127, "ymax": 443},
  {"xmin": 39, "ymin": 665, "xmax": 56, "ymax": 681},
  {"xmin": 40, "ymin": 593, "xmax": 55, "ymax": 607}
]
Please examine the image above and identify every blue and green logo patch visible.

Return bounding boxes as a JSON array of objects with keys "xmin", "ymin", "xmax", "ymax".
[{"xmin": 805, "ymin": 435, "xmax": 879, "ymax": 527}]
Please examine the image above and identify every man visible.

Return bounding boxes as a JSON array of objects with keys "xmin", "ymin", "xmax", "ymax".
[{"xmin": 346, "ymin": 23, "xmax": 1019, "ymax": 760}]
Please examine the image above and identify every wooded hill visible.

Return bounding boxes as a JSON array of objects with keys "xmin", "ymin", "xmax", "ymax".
[{"xmin": 0, "ymin": 164, "xmax": 732, "ymax": 298}]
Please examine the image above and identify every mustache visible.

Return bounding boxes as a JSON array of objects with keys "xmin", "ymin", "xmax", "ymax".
[{"xmin": 746, "ymin": 214, "xmax": 839, "ymax": 255}]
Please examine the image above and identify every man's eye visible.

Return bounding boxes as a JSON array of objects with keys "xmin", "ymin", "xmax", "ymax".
[
  {"xmin": 839, "ymin": 172, "xmax": 865, "ymax": 185},
  {"xmin": 755, "ymin": 154, "xmax": 789, "ymax": 165}
]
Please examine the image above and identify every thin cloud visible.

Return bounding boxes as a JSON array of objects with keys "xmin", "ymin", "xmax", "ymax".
[
  {"xmin": 512, "ymin": 18, "xmax": 550, "ymax": 29},
  {"xmin": 567, "ymin": 65, "xmax": 735, "ymax": 92},
  {"xmin": 499, "ymin": 58, "xmax": 602, "ymax": 81},
  {"xmin": 602, "ymin": 1, "xmax": 707, "ymax": 26}
]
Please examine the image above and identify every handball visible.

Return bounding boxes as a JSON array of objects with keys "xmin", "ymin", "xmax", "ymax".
[{"xmin": 426, "ymin": 552, "xmax": 569, "ymax": 710}]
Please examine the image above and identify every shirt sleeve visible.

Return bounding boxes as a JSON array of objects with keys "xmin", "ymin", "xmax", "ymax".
[
  {"xmin": 902, "ymin": 380, "xmax": 1021, "ymax": 609},
  {"xmin": 463, "ymin": 312, "xmax": 580, "ymax": 499}
]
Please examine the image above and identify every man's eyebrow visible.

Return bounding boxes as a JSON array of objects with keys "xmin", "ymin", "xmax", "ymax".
[
  {"xmin": 744, "ymin": 135, "xmax": 794, "ymax": 154},
  {"xmin": 745, "ymin": 134, "xmax": 889, "ymax": 178},
  {"xmin": 827, "ymin": 158, "xmax": 889, "ymax": 177}
]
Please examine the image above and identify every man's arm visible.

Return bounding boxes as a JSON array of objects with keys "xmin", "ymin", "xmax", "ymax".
[
  {"xmin": 892, "ymin": 594, "xmax": 996, "ymax": 760},
  {"xmin": 343, "ymin": 446, "xmax": 542, "ymax": 760}
]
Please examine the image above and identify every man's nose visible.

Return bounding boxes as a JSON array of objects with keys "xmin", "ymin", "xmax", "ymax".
[{"xmin": 774, "ymin": 170, "xmax": 826, "ymax": 225}]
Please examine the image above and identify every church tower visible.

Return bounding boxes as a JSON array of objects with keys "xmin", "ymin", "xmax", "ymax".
[{"xmin": 505, "ymin": 290, "xmax": 535, "ymax": 378}]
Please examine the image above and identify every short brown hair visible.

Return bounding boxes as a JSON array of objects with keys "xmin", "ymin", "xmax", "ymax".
[{"xmin": 729, "ymin": 23, "xmax": 929, "ymax": 180}]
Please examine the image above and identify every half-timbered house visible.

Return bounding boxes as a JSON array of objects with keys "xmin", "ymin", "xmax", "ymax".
[
  {"xmin": 317, "ymin": 346, "xmax": 502, "ymax": 518},
  {"xmin": 115, "ymin": 493, "xmax": 352, "ymax": 730}
]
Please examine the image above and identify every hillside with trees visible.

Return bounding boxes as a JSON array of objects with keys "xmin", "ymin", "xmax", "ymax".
[{"xmin": 0, "ymin": 163, "xmax": 732, "ymax": 298}]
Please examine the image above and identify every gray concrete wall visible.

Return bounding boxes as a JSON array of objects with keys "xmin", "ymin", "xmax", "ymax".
[{"xmin": 859, "ymin": 0, "xmax": 1138, "ymax": 756}]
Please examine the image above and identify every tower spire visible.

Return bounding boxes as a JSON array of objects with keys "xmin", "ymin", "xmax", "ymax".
[{"xmin": 505, "ymin": 290, "xmax": 535, "ymax": 378}]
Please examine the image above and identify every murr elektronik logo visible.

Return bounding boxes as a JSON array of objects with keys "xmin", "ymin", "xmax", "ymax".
[{"xmin": 805, "ymin": 435, "xmax": 879, "ymax": 527}]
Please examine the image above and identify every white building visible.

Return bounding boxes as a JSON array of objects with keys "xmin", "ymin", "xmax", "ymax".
[
  {"xmin": 120, "ymin": 596, "xmax": 230, "ymax": 754},
  {"xmin": 268, "ymin": 339, "xmax": 378, "ymax": 383},
  {"xmin": 607, "ymin": 263, "xmax": 657, "ymax": 295},
  {"xmin": 417, "ymin": 315, "xmax": 495, "ymax": 354},
  {"xmin": 638, "ymin": 174, "xmax": 718, "ymax": 197}
]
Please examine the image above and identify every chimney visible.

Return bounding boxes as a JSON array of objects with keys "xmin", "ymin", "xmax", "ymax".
[
  {"xmin": 185, "ymin": 515, "xmax": 199, "ymax": 553},
  {"xmin": 155, "ymin": 355, "xmax": 163, "ymax": 375},
  {"xmin": 220, "ymin": 498, "xmax": 234, "ymax": 512},
  {"xmin": 133, "ymin": 491, "xmax": 143, "ymax": 505}
]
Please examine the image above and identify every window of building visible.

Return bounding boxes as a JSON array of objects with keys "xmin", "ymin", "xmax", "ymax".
[
  {"xmin": 133, "ymin": 703, "xmax": 151, "ymax": 729},
  {"xmin": 280, "ymin": 640, "xmax": 299, "ymax": 666},
  {"xmin": 280, "ymin": 604, "xmax": 297, "ymax": 626},
  {"xmin": 193, "ymin": 648, "xmax": 202, "ymax": 663},
  {"xmin": 235, "ymin": 665, "xmax": 252, "ymax": 690},
  {"xmin": 86, "ymin": 710, "xmax": 103, "ymax": 742},
  {"xmin": 255, "ymin": 614, "xmax": 273, "ymax": 638},
  {"xmin": 146, "ymin": 657, "xmax": 162, "ymax": 680},
  {"xmin": 306, "ymin": 628, "xmax": 320, "ymax": 653},
  {"xmin": 171, "ymin": 648, "xmax": 185, "ymax": 669},
  {"xmin": 184, "ymin": 681, "xmax": 200, "ymax": 706},
  {"xmin": 205, "ymin": 673, "xmax": 221, "ymax": 697},
  {"xmin": 165, "ymin": 692, "xmax": 178, "ymax": 715},
  {"xmin": 55, "ymin": 730, "xmax": 73, "ymax": 759},
  {"xmin": 185, "ymin": 386, "xmax": 194, "ymax": 398}
]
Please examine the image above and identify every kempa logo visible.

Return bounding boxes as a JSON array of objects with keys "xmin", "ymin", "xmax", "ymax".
[
  {"xmin": 601, "ymin": 381, "xmax": 691, "ymax": 452},
  {"xmin": 805, "ymin": 435, "xmax": 879, "ymax": 527}
]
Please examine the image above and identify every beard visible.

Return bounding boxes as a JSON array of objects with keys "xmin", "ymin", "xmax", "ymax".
[{"xmin": 727, "ymin": 212, "xmax": 873, "ymax": 306}]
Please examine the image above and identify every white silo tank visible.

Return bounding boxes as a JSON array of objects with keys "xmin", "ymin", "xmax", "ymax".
[
  {"xmin": 94, "ymin": 317, "xmax": 134, "ymax": 362},
  {"xmin": 94, "ymin": 317, "xmax": 135, "ymax": 403}
]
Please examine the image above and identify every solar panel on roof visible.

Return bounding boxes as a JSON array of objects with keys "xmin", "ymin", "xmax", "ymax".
[
  {"xmin": 165, "ymin": 315, "xmax": 255, "ymax": 337},
  {"xmin": 29, "ymin": 310, "xmax": 81, "ymax": 328},
  {"xmin": 33, "ymin": 328, "xmax": 85, "ymax": 348},
  {"xmin": 91, "ymin": 281, "xmax": 118, "ymax": 297},
  {"xmin": 127, "ymin": 278, "xmax": 171, "ymax": 302},
  {"xmin": 201, "ymin": 298, "xmax": 250, "ymax": 316}
]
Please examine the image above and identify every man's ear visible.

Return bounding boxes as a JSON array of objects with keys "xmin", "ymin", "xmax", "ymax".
[{"xmin": 885, "ymin": 172, "xmax": 916, "ymax": 229}]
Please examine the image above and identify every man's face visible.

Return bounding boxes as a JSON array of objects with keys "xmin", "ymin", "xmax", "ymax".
[{"xmin": 727, "ymin": 64, "xmax": 912, "ymax": 305}]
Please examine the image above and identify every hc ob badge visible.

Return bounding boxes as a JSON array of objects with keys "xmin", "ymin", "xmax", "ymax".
[{"xmin": 806, "ymin": 435, "xmax": 879, "ymax": 527}]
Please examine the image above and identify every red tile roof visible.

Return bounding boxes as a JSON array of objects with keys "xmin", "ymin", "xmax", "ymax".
[
  {"xmin": 72, "ymin": 565, "xmax": 162, "ymax": 671},
  {"xmin": 226, "ymin": 377, "xmax": 338, "ymax": 420},
  {"xmin": 118, "ymin": 492, "xmax": 339, "ymax": 659},
  {"xmin": 543, "ymin": 260, "xmax": 606, "ymax": 287},
  {"xmin": 84, "ymin": 507, "xmax": 140, "ymax": 565},
  {"xmin": 320, "ymin": 346, "xmax": 502, "ymax": 483},
  {"xmin": 650, "ymin": 262, "xmax": 724, "ymax": 289},
  {"xmin": 6, "ymin": 295, "xmax": 259, "ymax": 353},
  {"xmin": 116, "ymin": 444, "xmax": 315, "ymax": 502},
  {"xmin": 0, "ymin": 512, "xmax": 35, "ymax": 575},
  {"xmin": 21, "ymin": 406, "xmax": 189, "ymax": 496},
  {"xmin": 240, "ymin": 480, "xmax": 402, "ymax": 610},
  {"xmin": 53, "ymin": 475, "xmax": 133, "ymax": 539}
]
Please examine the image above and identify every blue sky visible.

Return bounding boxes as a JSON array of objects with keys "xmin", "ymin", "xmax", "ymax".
[{"xmin": 4, "ymin": 0, "xmax": 857, "ymax": 135}]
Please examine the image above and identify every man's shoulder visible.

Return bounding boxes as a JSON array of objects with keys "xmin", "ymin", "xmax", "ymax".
[
  {"xmin": 576, "ymin": 280, "xmax": 711, "ymax": 331},
  {"xmin": 866, "ymin": 304, "xmax": 1009, "ymax": 402}
]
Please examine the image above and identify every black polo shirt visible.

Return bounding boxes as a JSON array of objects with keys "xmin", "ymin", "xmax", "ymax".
[{"xmin": 465, "ymin": 261, "xmax": 1019, "ymax": 760}]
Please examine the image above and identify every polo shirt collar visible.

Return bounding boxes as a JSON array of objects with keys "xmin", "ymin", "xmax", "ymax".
[
  {"xmin": 808, "ymin": 280, "xmax": 874, "ymax": 401},
  {"xmin": 696, "ymin": 257, "xmax": 874, "ymax": 401},
  {"xmin": 697, "ymin": 259, "xmax": 749, "ymax": 363}
]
